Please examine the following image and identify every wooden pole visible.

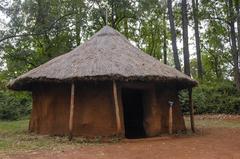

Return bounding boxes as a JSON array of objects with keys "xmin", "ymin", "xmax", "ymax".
[
  {"xmin": 188, "ymin": 88, "xmax": 195, "ymax": 133},
  {"xmin": 113, "ymin": 80, "xmax": 121, "ymax": 133},
  {"xmin": 69, "ymin": 83, "xmax": 75, "ymax": 140},
  {"xmin": 169, "ymin": 104, "xmax": 173, "ymax": 134},
  {"xmin": 105, "ymin": 8, "xmax": 108, "ymax": 25}
]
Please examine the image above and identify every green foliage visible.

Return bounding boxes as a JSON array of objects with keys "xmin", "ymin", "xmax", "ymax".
[
  {"xmin": 180, "ymin": 81, "xmax": 240, "ymax": 114},
  {"xmin": 0, "ymin": 90, "xmax": 31, "ymax": 120},
  {"xmin": 0, "ymin": 71, "xmax": 31, "ymax": 120},
  {"xmin": 0, "ymin": 0, "xmax": 240, "ymax": 120}
]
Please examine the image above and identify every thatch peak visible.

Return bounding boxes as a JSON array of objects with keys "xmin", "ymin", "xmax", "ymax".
[
  {"xmin": 8, "ymin": 26, "xmax": 197, "ymax": 90},
  {"xmin": 95, "ymin": 25, "xmax": 119, "ymax": 36}
]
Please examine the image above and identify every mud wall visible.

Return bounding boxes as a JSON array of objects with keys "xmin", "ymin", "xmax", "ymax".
[
  {"xmin": 73, "ymin": 82, "xmax": 117, "ymax": 137},
  {"xmin": 29, "ymin": 82, "xmax": 117, "ymax": 137},
  {"xmin": 29, "ymin": 83, "xmax": 71, "ymax": 135},
  {"xmin": 118, "ymin": 83, "xmax": 186, "ymax": 137},
  {"xmin": 156, "ymin": 87, "xmax": 186, "ymax": 133},
  {"xmin": 29, "ymin": 81, "xmax": 185, "ymax": 137},
  {"xmin": 142, "ymin": 87, "xmax": 161, "ymax": 137}
]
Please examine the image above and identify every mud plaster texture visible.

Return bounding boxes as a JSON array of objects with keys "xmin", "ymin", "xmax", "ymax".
[{"xmin": 29, "ymin": 81, "xmax": 185, "ymax": 137}]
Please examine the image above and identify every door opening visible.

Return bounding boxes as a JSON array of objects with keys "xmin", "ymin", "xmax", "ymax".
[{"xmin": 122, "ymin": 88, "xmax": 146, "ymax": 139}]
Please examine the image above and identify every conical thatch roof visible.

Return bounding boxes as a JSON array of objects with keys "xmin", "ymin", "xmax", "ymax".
[{"xmin": 8, "ymin": 26, "xmax": 197, "ymax": 90}]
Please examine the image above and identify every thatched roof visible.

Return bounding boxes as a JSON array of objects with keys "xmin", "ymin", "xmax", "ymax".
[{"xmin": 8, "ymin": 26, "xmax": 197, "ymax": 90}]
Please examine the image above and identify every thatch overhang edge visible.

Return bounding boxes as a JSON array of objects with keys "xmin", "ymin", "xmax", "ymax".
[{"xmin": 8, "ymin": 74, "xmax": 198, "ymax": 91}]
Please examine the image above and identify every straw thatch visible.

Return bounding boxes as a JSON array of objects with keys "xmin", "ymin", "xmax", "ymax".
[{"xmin": 8, "ymin": 26, "xmax": 197, "ymax": 90}]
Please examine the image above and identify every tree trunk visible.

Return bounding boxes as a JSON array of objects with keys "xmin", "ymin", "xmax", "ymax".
[
  {"xmin": 111, "ymin": 0, "xmax": 115, "ymax": 29},
  {"xmin": 188, "ymin": 88, "xmax": 195, "ymax": 133},
  {"xmin": 181, "ymin": 0, "xmax": 190, "ymax": 76},
  {"xmin": 124, "ymin": 18, "xmax": 129, "ymax": 38},
  {"xmin": 213, "ymin": 54, "xmax": 222, "ymax": 79},
  {"xmin": 229, "ymin": 0, "xmax": 240, "ymax": 90},
  {"xmin": 235, "ymin": 0, "xmax": 240, "ymax": 90},
  {"xmin": 167, "ymin": 0, "xmax": 181, "ymax": 71},
  {"xmin": 192, "ymin": 0, "xmax": 203, "ymax": 79},
  {"xmin": 75, "ymin": 15, "xmax": 81, "ymax": 46},
  {"xmin": 163, "ymin": 9, "xmax": 168, "ymax": 64}
]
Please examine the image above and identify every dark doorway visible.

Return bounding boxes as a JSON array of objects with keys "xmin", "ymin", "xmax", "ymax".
[{"xmin": 122, "ymin": 88, "xmax": 146, "ymax": 139}]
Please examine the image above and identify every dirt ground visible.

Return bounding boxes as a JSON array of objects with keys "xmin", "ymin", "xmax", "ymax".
[
  {"xmin": 4, "ymin": 116, "xmax": 240, "ymax": 159},
  {"xmin": 0, "ymin": 115, "xmax": 240, "ymax": 159}
]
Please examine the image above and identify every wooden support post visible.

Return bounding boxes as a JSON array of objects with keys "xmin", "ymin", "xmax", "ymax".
[
  {"xmin": 113, "ymin": 80, "xmax": 121, "ymax": 133},
  {"xmin": 188, "ymin": 88, "xmax": 195, "ymax": 133},
  {"xmin": 69, "ymin": 83, "xmax": 75, "ymax": 140},
  {"xmin": 169, "ymin": 105, "xmax": 173, "ymax": 134}
]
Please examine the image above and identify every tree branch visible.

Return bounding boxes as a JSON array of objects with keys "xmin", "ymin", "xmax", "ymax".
[
  {"xmin": 0, "ymin": 12, "xmax": 77, "ymax": 43},
  {"xmin": 202, "ymin": 44, "xmax": 234, "ymax": 66},
  {"xmin": 203, "ymin": 16, "xmax": 231, "ymax": 25}
]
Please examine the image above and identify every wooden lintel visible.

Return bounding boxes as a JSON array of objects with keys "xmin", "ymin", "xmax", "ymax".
[
  {"xmin": 69, "ymin": 83, "xmax": 75, "ymax": 140},
  {"xmin": 120, "ymin": 82, "xmax": 154, "ymax": 90},
  {"xmin": 113, "ymin": 80, "xmax": 121, "ymax": 133}
]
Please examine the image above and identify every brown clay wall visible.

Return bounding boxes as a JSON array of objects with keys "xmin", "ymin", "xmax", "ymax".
[
  {"xmin": 156, "ymin": 87, "xmax": 186, "ymax": 133},
  {"xmin": 142, "ymin": 88, "xmax": 161, "ymax": 137},
  {"xmin": 117, "ymin": 82, "xmax": 186, "ymax": 137},
  {"xmin": 73, "ymin": 82, "xmax": 117, "ymax": 137},
  {"xmin": 29, "ymin": 83, "xmax": 71, "ymax": 135},
  {"xmin": 29, "ymin": 81, "xmax": 185, "ymax": 137},
  {"xmin": 29, "ymin": 82, "xmax": 117, "ymax": 137}
]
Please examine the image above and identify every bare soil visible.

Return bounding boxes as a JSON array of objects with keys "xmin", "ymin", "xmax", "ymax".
[{"xmin": 4, "ymin": 116, "xmax": 240, "ymax": 159}]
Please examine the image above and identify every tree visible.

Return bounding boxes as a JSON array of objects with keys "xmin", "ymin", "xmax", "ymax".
[
  {"xmin": 192, "ymin": 0, "xmax": 203, "ymax": 79},
  {"xmin": 199, "ymin": 0, "xmax": 233, "ymax": 80},
  {"xmin": 0, "ymin": 0, "xmax": 239, "ymax": 86},
  {"xmin": 163, "ymin": 6, "xmax": 168, "ymax": 64},
  {"xmin": 167, "ymin": 0, "xmax": 181, "ymax": 71},
  {"xmin": 1, "ymin": 0, "xmax": 240, "ymax": 121},
  {"xmin": 181, "ymin": 0, "xmax": 190, "ymax": 76},
  {"xmin": 0, "ymin": 0, "xmax": 89, "ymax": 78},
  {"xmin": 235, "ymin": 0, "xmax": 240, "ymax": 90},
  {"xmin": 228, "ymin": 0, "xmax": 240, "ymax": 90}
]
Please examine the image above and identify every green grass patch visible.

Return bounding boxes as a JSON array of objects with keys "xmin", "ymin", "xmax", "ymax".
[
  {"xmin": 0, "ymin": 120, "xmax": 28, "ymax": 134},
  {"xmin": 0, "ymin": 119, "xmax": 106, "ymax": 155},
  {"xmin": 185, "ymin": 117, "xmax": 240, "ymax": 129}
]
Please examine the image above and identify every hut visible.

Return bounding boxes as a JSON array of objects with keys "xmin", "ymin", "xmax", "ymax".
[{"xmin": 8, "ymin": 26, "xmax": 197, "ymax": 139}]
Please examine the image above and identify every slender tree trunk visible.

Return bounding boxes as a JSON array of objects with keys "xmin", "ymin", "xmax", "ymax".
[
  {"xmin": 111, "ymin": 1, "xmax": 116, "ymax": 29},
  {"xmin": 36, "ymin": 0, "xmax": 51, "ymax": 58},
  {"xmin": 75, "ymin": 15, "xmax": 81, "ymax": 46},
  {"xmin": 192, "ymin": 0, "xmax": 203, "ymax": 79},
  {"xmin": 229, "ymin": 0, "xmax": 240, "ymax": 90},
  {"xmin": 72, "ymin": 0, "xmax": 81, "ymax": 46},
  {"xmin": 235, "ymin": 0, "xmax": 240, "ymax": 90},
  {"xmin": 167, "ymin": 0, "xmax": 181, "ymax": 71},
  {"xmin": 213, "ymin": 54, "xmax": 221, "ymax": 79},
  {"xmin": 181, "ymin": 0, "xmax": 190, "ymax": 76},
  {"xmin": 124, "ymin": 18, "xmax": 129, "ymax": 38},
  {"xmin": 163, "ymin": 9, "xmax": 168, "ymax": 64}
]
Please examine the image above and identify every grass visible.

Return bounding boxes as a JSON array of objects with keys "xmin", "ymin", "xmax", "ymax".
[
  {"xmin": 185, "ymin": 117, "xmax": 240, "ymax": 129},
  {"xmin": 0, "ymin": 116, "xmax": 239, "ymax": 155},
  {"xmin": 0, "ymin": 119, "xmax": 106, "ymax": 155}
]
